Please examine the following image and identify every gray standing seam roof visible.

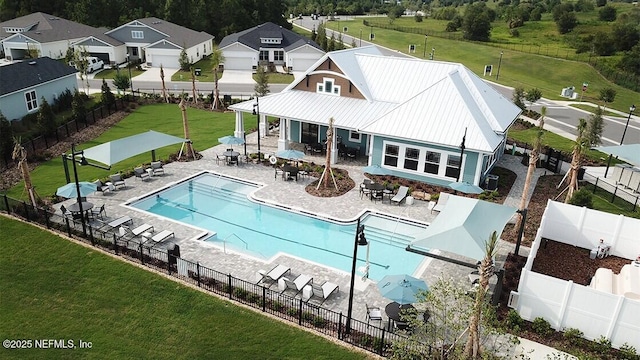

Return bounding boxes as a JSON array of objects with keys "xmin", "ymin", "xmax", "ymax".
[
  {"xmin": 219, "ymin": 22, "xmax": 322, "ymax": 52},
  {"xmin": 0, "ymin": 57, "xmax": 77, "ymax": 96},
  {"xmin": 136, "ymin": 17, "xmax": 213, "ymax": 49}
]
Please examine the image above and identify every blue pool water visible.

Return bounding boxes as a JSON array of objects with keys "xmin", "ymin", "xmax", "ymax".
[{"xmin": 129, "ymin": 172, "xmax": 428, "ymax": 281}]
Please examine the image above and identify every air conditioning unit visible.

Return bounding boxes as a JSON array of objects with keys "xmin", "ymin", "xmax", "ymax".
[{"xmin": 507, "ymin": 291, "xmax": 519, "ymax": 308}]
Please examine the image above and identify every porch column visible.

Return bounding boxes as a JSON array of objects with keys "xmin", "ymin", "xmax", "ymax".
[
  {"xmin": 329, "ymin": 128, "xmax": 338, "ymax": 164},
  {"xmin": 234, "ymin": 111, "xmax": 245, "ymax": 140},
  {"xmin": 259, "ymin": 114, "xmax": 267, "ymax": 139},
  {"xmin": 277, "ymin": 118, "xmax": 287, "ymax": 151}
]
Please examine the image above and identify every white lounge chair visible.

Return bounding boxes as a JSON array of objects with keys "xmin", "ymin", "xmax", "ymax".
[
  {"xmin": 150, "ymin": 161, "xmax": 165, "ymax": 176},
  {"xmin": 150, "ymin": 230, "xmax": 174, "ymax": 243},
  {"xmin": 391, "ymin": 186, "xmax": 409, "ymax": 205},
  {"xmin": 431, "ymin": 192, "xmax": 450, "ymax": 214},
  {"xmin": 256, "ymin": 264, "xmax": 291, "ymax": 287},
  {"xmin": 307, "ymin": 281, "xmax": 339, "ymax": 304},
  {"xmin": 106, "ymin": 216, "xmax": 133, "ymax": 228},
  {"xmin": 131, "ymin": 224, "xmax": 154, "ymax": 237},
  {"xmin": 109, "ymin": 174, "xmax": 126, "ymax": 189},
  {"xmin": 279, "ymin": 274, "xmax": 313, "ymax": 297},
  {"xmin": 134, "ymin": 167, "xmax": 151, "ymax": 181}
]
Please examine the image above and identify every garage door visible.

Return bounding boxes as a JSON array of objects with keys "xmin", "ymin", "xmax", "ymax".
[
  {"xmin": 90, "ymin": 52, "xmax": 110, "ymax": 64},
  {"xmin": 291, "ymin": 58, "xmax": 318, "ymax": 72},
  {"xmin": 223, "ymin": 57, "xmax": 253, "ymax": 70},
  {"xmin": 152, "ymin": 55, "xmax": 180, "ymax": 69}
]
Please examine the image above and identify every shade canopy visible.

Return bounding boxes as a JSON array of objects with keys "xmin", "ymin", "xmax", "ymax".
[
  {"xmin": 275, "ymin": 149, "xmax": 305, "ymax": 160},
  {"xmin": 81, "ymin": 131, "xmax": 187, "ymax": 166},
  {"xmin": 218, "ymin": 135, "xmax": 245, "ymax": 145},
  {"xmin": 596, "ymin": 144, "xmax": 640, "ymax": 167},
  {"xmin": 378, "ymin": 274, "xmax": 429, "ymax": 305},
  {"xmin": 56, "ymin": 181, "xmax": 97, "ymax": 198},
  {"xmin": 409, "ymin": 195, "xmax": 517, "ymax": 261},
  {"xmin": 449, "ymin": 181, "xmax": 484, "ymax": 194},
  {"xmin": 363, "ymin": 164, "xmax": 392, "ymax": 175}
]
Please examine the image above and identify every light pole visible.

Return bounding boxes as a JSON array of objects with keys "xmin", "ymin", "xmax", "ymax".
[
  {"xmin": 496, "ymin": 51, "xmax": 504, "ymax": 81},
  {"xmin": 69, "ymin": 143, "xmax": 89, "ymax": 236},
  {"xmin": 423, "ymin": 35, "xmax": 427, "ymax": 58},
  {"xmin": 345, "ymin": 218, "xmax": 368, "ymax": 335},
  {"xmin": 457, "ymin": 128, "xmax": 467, "ymax": 182},
  {"xmin": 253, "ymin": 97, "xmax": 261, "ymax": 162},
  {"xmin": 126, "ymin": 54, "xmax": 133, "ymax": 96},
  {"xmin": 604, "ymin": 104, "xmax": 636, "ymax": 177},
  {"xmin": 359, "ymin": 29, "xmax": 362, "ymax": 47},
  {"xmin": 430, "ymin": 48, "xmax": 435, "ymax": 60}
]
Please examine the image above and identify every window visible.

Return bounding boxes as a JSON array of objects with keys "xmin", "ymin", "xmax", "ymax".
[
  {"xmin": 274, "ymin": 50, "xmax": 284, "ymax": 61},
  {"xmin": 404, "ymin": 148, "xmax": 419, "ymax": 171},
  {"xmin": 349, "ymin": 130, "xmax": 361, "ymax": 143},
  {"xmin": 259, "ymin": 50, "xmax": 269, "ymax": 61},
  {"xmin": 384, "ymin": 144, "xmax": 399, "ymax": 167},
  {"xmin": 132, "ymin": 47, "xmax": 138, "ymax": 56},
  {"xmin": 424, "ymin": 151, "xmax": 440, "ymax": 174},
  {"xmin": 445, "ymin": 155, "xmax": 461, "ymax": 179},
  {"xmin": 25, "ymin": 90, "xmax": 38, "ymax": 111},
  {"xmin": 316, "ymin": 78, "xmax": 341, "ymax": 96},
  {"xmin": 131, "ymin": 30, "xmax": 144, "ymax": 39}
]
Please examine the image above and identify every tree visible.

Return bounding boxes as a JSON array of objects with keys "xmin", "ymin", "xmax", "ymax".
[
  {"xmin": 612, "ymin": 23, "xmax": 640, "ymax": 52},
  {"xmin": 210, "ymin": 45, "xmax": 225, "ymax": 110},
  {"xmin": 565, "ymin": 118, "xmax": 588, "ymax": 202},
  {"xmin": 254, "ymin": 66, "xmax": 270, "ymax": 97},
  {"xmin": 113, "ymin": 71, "xmax": 130, "ymax": 94},
  {"xmin": 37, "ymin": 98, "xmax": 56, "ymax": 136},
  {"xmin": 178, "ymin": 48, "xmax": 190, "ymax": 71},
  {"xmin": 100, "ymin": 79, "xmax": 115, "ymax": 108},
  {"xmin": 598, "ymin": 5, "xmax": 616, "ymax": 21},
  {"xmin": 525, "ymin": 88, "xmax": 542, "ymax": 111},
  {"xmin": 316, "ymin": 23, "xmax": 328, "ymax": 51},
  {"xmin": 327, "ymin": 32, "xmax": 336, "ymax": 52},
  {"xmin": 586, "ymin": 107, "xmax": 605, "ymax": 149},
  {"xmin": 178, "ymin": 99, "xmax": 196, "ymax": 160},
  {"xmin": 0, "ymin": 112, "xmax": 13, "ymax": 164},
  {"xmin": 12, "ymin": 139, "xmax": 37, "ymax": 207},
  {"xmin": 462, "ymin": 2, "xmax": 492, "ymax": 41},
  {"xmin": 592, "ymin": 31, "xmax": 615, "ymax": 56},
  {"xmin": 556, "ymin": 11, "xmax": 578, "ymax": 34},
  {"xmin": 190, "ymin": 66, "xmax": 197, "ymax": 104},
  {"xmin": 71, "ymin": 91, "xmax": 86, "ymax": 124},
  {"xmin": 512, "ymin": 87, "xmax": 526, "ymax": 110},
  {"xmin": 617, "ymin": 44, "xmax": 640, "ymax": 76},
  {"xmin": 73, "ymin": 48, "xmax": 90, "ymax": 93},
  {"xmin": 160, "ymin": 65, "xmax": 169, "ymax": 103},
  {"xmin": 598, "ymin": 87, "xmax": 616, "ymax": 112}
]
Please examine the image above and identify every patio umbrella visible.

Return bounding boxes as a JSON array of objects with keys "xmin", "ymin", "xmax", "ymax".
[
  {"xmin": 275, "ymin": 149, "xmax": 305, "ymax": 160},
  {"xmin": 362, "ymin": 164, "xmax": 391, "ymax": 175},
  {"xmin": 218, "ymin": 135, "xmax": 245, "ymax": 150},
  {"xmin": 449, "ymin": 181, "xmax": 484, "ymax": 194},
  {"xmin": 378, "ymin": 274, "xmax": 429, "ymax": 305},
  {"xmin": 56, "ymin": 182, "xmax": 98, "ymax": 199}
]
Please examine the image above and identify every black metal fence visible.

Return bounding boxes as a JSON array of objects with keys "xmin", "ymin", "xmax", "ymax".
[
  {"xmin": 584, "ymin": 172, "xmax": 640, "ymax": 212},
  {"xmin": 0, "ymin": 194, "xmax": 418, "ymax": 357}
]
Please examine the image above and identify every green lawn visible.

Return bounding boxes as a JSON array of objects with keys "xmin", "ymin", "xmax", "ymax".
[
  {"xmin": 0, "ymin": 216, "xmax": 369, "ymax": 360},
  {"xmin": 254, "ymin": 72, "xmax": 295, "ymax": 84},
  {"xmin": 324, "ymin": 19, "xmax": 639, "ymax": 113},
  {"xmin": 171, "ymin": 57, "xmax": 219, "ymax": 82},
  {"xmin": 6, "ymin": 104, "xmax": 238, "ymax": 200},
  {"xmin": 93, "ymin": 68, "xmax": 145, "ymax": 80}
]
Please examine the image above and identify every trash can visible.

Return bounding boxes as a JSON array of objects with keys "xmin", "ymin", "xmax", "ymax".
[
  {"xmin": 486, "ymin": 175, "xmax": 499, "ymax": 191},
  {"xmin": 194, "ymin": 68, "xmax": 201, "ymax": 76},
  {"xmin": 578, "ymin": 167, "xmax": 586, "ymax": 180},
  {"xmin": 167, "ymin": 243, "xmax": 180, "ymax": 267},
  {"xmin": 405, "ymin": 196, "xmax": 414, "ymax": 205}
]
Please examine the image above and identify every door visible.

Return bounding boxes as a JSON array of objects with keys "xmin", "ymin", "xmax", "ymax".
[{"xmin": 301, "ymin": 123, "xmax": 319, "ymax": 144}]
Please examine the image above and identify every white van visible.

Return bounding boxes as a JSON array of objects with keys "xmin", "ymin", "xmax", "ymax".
[{"xmin": 69, "ymin": 56, "xmax": 104, "ymax": 73}]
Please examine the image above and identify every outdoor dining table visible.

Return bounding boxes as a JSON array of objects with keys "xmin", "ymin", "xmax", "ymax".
[
  {"xmin": 67, "ymin": 201, "xmax": 94, "ymax": 219},
  {"xmin": 282, "ymin": 165, "xmax": 298, "ymax": 181},
  {"xmin": 366, "ymin": 182, "xmax": 384, "ymax": 201},
  {"xmin": 222, "ymin": 150, "xmax": 240, "ymax": 165},
  {"xmin": 385, "ymin": 302, "xmax": 415, "ymax": 331}
]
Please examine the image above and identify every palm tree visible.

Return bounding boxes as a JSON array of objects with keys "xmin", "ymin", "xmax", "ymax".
[
  {"xmin": 316, "ymin": 118, "xmax": 338, "ymax": 190},
  {"xmin": 465, "ymin": 230, "xmax": 499, "ymax": 359},
  {"xmin": 210, "ymin": 46, "xmax": 225, "ymax": 110},
  {"xmin": 565, "ymin": 118, "xmax": 588, "ymax": 202},
  {"xmin": 12, "ymin": 139, "xmax": 37, "ymax": 207},
  {"xmin": 178, "ymin": 99, "xmax": 196, "ymax": 159},
  {"xmin": 513, "ymin": 106, "xmax": 546, "ymax": 236},
  {"xmin": 160, "ymin": 65, "xmax": 169, "ymax": 103},
  {"xmin": 190, "ymin": 66, "xmax": 197, "ymax": 104}
]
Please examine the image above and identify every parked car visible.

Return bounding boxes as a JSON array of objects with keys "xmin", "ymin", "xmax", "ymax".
[{"xmin": 69, "ymin": 56, "xmax": 104, "ymax": 73}]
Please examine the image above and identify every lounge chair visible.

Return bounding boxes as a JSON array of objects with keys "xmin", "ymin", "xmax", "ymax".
[
  {"xmin": 93, "ymin": 180, "xmax": 110, "ymax": 194},
  {"xmin": 256, "ymin": 264, "xmax": 291, "ymax": 287},
  {"xmin": 306, "ymin": 281, "xmax": 339, "ymax": 304},
  {"xmin": 391, "ymin": 186, "xmax": 409, "ymax": 205},
  {"xmin": 366, "ymin": 304, "xmax": 383, "ymax": 325},
  {"xmin": 106, "ymin": 215, "xmax": 133, "ymax": 229},
  {"xmin": 150, "ymin": 161, "xmax": 165, "ymax": 176},
  {"xmin": 131, "ymin": 223, "xmax": 154, "ymax": 237},
  {"xmin": 134, "ymin": 167, "xmax": 151, "ymax": 181},
  {"xmin": 279, "ymin": 274, "xmax": 313, "ymax": 297},
  {"xmin": 90, "ymin": 204, "xmax": 106, "ymax": 220},
  {"xmin": 150, "ymin": 230, "xmax": 174, "ymax": 243},
  {"xmin": 109, "ymin": 174, "xmax": 126, "ymax": 189},
  {"xmin": 431, "ymin": 192, "xmax": 450, "ymax": 214}
]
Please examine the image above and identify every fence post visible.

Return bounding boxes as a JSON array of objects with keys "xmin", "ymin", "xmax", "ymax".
[
  {"xmin": 3, "ymin": 194, "xmax": 10, "ymax": 213},
  {"xmin": 196, "ymin": 262, "xmax": 201, "ymax": 287},
  {"xmin": 113, "ymin": 233, "xmax": 118, "ymax": 255},
  {"xmin": 262, "ymin": 286, "xmax": 266, "ymax": 312},
  {"xmin": 99, "ymin": 106, "xmax": 103, "ymax": 118},
  {"xmin": 139, "ymin": 242, "xmax": 144, "ymax": 264},
  {"xmin": 611, "ymin": 186, "xmax": 618, "ymax": 203},
  {"xmin": 379, "ymin": 329, "xmax": 386, "ymax": 355},
  {"xmin": 167, "ymin": 250, "xmax": 171, "ymax": 275},
  {"xmin": 88, "ymin": 223, "xmax": 94, "ymax": 246},
  {"xmin": 298, "ymin": 299, "xmax": 303, "ymax": 326},
  {"xmin": 43, "ymin": 208, "xmax": 50, "ymax": 229},
  {"xmin": 92, "ymin": 110, "xmax": 96, "ymax": 123},
  {"xmin": 65, "ymin": 217, "xmax": 72, "ymax": 237},
  {"xmin": 65, "ymin": 123, "xmax": 70, "ymax": 137},
  {"xmin": 23, "ymin": 201, "xmax": 30, "ymax": 221},
  {"xmin": 43, "ymin": 135, "xmax": 48, "ymax": 149},
  {"xmin": 338, "ymin": 312, "xmax": 344, "ymax": 340},
  {"xmin": 228, "ymin": 274, "xmax": 232, "ymax": 299},
  {"xmin": 593, "ymin": 177, "xmax": 599, "ymax": 193}
]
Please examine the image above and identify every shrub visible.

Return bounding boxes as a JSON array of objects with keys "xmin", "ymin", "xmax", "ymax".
[
  {"xmin": 269, "ymin": 301, "xmax": 283, "ymax": 312},
  {"xmin": 505, "ymin": 309, "xmax": 524, "ymax": 332},
  {"xmin": 287, "ymin": 308, "xmax": 298, "ymax": 317},
  {"xmin": 563, "ymin": 327, "xmax": 584, "ymax": 346},
  {"xmin": 313, "ymin": 316, "xmax": 326, "ymax": 328},
  {"xmin": 569, "ymin": 189, "xmax": 593, "ymax": 208},
  {"xmin": 232, "ymin": 287, "xmax": 248, "ymax": 299},
  {"xmin": 590, "ymin": 335, "xmax": 611, "ymax": 355},
  {"xmin": 618, "ymin": 343, "xmax": 638, "ymax": 359},
  {"xmin": 532, "ymin": 317, "xmax": 554, "ymax": 336}
]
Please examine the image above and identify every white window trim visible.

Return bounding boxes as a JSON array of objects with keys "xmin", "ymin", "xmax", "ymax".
[
  {"xmin": 316, "ymin": 77, "xmax": 341, "ymax": 96},
  {"xmin": 131, "ymin": 30, "xmax": 144, "ymax": 39},
  {"xmin": 348, "ymin": 130, "xmax": 361, "ymax": 143},
  {"xmin": 382, "ymin": 140, "xmax": 465, "ymax": 180},
  {"xmin": 25, "ymin": 89, "xmax": 38, "ymax": 112}
]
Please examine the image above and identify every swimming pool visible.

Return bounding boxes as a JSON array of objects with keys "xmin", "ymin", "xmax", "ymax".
[{"xmin": 129, "ymin": 172, "xmax": 428, "ymax": 281}]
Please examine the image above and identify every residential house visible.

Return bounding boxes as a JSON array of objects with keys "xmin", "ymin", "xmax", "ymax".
[
  {"xmin": 1, "ymin": 12, "xmax": 104, "ymax": 61},
  {"xmin": 229, "ymin": 46, "xmax": 521, "ymax": 187},
  {"xmin": 219, "ymin": 22, "xmax": 324, "ymax": 72},
  {"xmin": 0, "ymin": 57, "xmax": 77, "ymax": 121}
]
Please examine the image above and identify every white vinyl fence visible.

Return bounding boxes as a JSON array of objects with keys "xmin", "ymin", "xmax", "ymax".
[{"xmin": 509, "ymin": 200, "xmax": 640, "ymax": 349}]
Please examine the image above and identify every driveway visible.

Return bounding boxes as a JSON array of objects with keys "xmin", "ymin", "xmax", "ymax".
[
  {"xmin": 219, "ymin": 70, "xmax": 255, "ymax": 84},
  {"xmin": 133, "ymin": 66, "xmax": 180, "ymax": 82}
]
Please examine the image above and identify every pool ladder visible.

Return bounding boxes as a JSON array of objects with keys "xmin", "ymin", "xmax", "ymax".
[{"xmin": 222, "ymin": 233, "xmax": 248, "ymax": 254}]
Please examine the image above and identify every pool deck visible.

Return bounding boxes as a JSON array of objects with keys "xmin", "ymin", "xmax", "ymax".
[{"xmin": 70, "ymin": 130, "xmax": 542, "ymax": 333}]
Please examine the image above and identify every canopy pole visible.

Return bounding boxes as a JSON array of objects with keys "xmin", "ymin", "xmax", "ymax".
[
  {"xmin": 152, "ymin": 149, "xmax": 156, "ymax": 162},
  {"xmin": 405, "ymin": 246, "xmax": 477, "ymax": 269}
]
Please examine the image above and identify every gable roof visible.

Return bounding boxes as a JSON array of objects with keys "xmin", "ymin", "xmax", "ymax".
[
  {"xmin": 0, "ymin": 12, "xmax": 104, "ymax": 43},
  {"xmin": 0, "ymin": 57, "xmax": 77, "ymax": 96},
  {"xmin": 219, "ymin": 22, "xmax": 322, "ymax": 52},
  {"xmin": 106, "ymin": 17, "xmax": 213, "ymax": 49},
  {"xmin": 231, "ymin": 46, "xmax": 521, "ymax": 153}
]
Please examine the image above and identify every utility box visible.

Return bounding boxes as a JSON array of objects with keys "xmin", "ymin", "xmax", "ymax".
[
  {"xmin": 194, "ymin": 68, "xmax": 202, "ymax": 76},
  {"xmin": 486, "ymin": 175, "xmax": 499, "ymax": 191},
  {"xmin": 561, "ymin": 86, "xmax": 575, "ymax": 98}
]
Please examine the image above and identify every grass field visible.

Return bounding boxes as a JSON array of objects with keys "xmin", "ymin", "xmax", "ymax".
[
  {"xmin": 507, "ymin": 127, "xmax": 611, "ymax": 162},
  {"xmin": 6, "ymin": 104, "xmax": 237, "ymax": 200},
  {"xmin": 93, "ymin": 68, "xmax": 145, "ymax": 80},
  {"xmin": 0, "ymin": 216, "xmax": 369, "ymax": 360}
]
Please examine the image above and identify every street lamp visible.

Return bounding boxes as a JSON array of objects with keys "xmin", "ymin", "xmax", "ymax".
[
  {"xmin": 423, "ymin": 35, "xmax": 427, "ymax": 58},
  {"xmin": 69, "ymin": 143, "xmax": 89, "ymax": 236},
  {"xmin": 604, "ymin": 104, "xmax": 636, "ymax": 177},
  {"xmin": 126, "ymin": 54, "xmax": 133, "ymax": 96},
  {"xmin": 346, "ymin": 218, "xmax": 368, "ymax": 335},
  {"xmin": 496, "ymin": 51, "xmax": 504, "ymax": 81},
  {"xmin": 457, "ymin": 128, "xmax": 467, "ymax": 182},
  {"xmin": 253, "ymin": 97, "xmax": 261, "ymax": 162}
]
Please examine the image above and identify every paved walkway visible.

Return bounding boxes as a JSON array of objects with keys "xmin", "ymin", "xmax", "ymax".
[{"xmin": 61, "ymin": 130, "xmax": 575, "ymax": 358}]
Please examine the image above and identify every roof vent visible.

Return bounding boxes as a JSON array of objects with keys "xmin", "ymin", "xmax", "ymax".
[{"xmin": 28, "ymin": 61, "xmax": 37, "ymax": 65}]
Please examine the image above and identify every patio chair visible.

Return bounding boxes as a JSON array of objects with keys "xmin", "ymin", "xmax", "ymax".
[
  {"xmin": 131, "ymin": 223, "xmax": 154, "ymax": 237},
  {"xmin": 306, "ymin": 281, "xmax": 339, "ymax": 304},
  {"xmin": 109, "ymin": 174, "xmax": 126, "ymax": 189},
  {"xmin": 360, "ymin": 179, "xmax": 372, "ymax": 199},
  {"xmin": 150, "ymin": 229, "xmax": 174, "ymax": 243},
  {"xmin": 93, "ymin": 180, "xmax": 110, "ymax": 194},
  {"xmin": 134, "ymin": 167, "xmax": 151, "ymax": 181},
  {"xmin": 59, "ymin": 205, "xmax": 73, "ymax": 219},
  {"xmin": 150, "ymin": 161, "xmax": 165, "ymax": 176},
  {"xmin": 215, "ymin": 153, "xmax": 225, "ymax": 165},
  {"xmin": 431, "ymin": 192, "xmax": 450, "ymax": 214},
  {"xmin": 256, "ymin": 264, "xmax": 291, "ymax": 287},
  {"xmin": 279, "ymin": 274, "xmax": 313, "ymax": 297},
  {"xmin": 366, "ymin": 304, "xmax": 383, "ymax": 326},
  {"xmin": 391, "ymin": 186, "xmax": 409, "ymax": 205},
  {"xmin": 90, "ymin": 204, "xmax": 106, "ymax": 220}
]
